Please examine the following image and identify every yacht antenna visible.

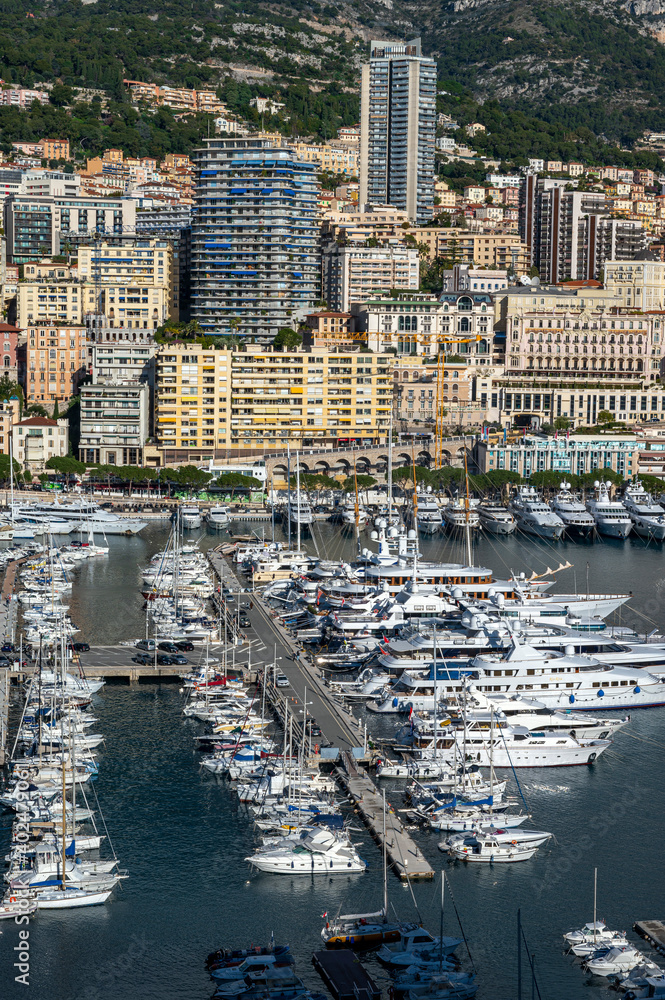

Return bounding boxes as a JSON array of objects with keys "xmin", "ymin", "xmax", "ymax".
[
  {"xmin": 433, "ymin": 624, "xmax": 437, "ymax": 766},
  {"xmin": 593, "ymin": 867, "xmax": 597, "ymax": 945},
  {"xmin": 410, "ymin": 443, "xmax": 418, "ymax": 538},
  {"xmin": 382, "ymin": 789, "xmax": 388, "ymax": 921}
]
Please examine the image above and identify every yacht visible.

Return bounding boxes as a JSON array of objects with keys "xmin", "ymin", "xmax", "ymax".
[
  {"xmin": 447, "ymin": 834, "xmax": 539, "ymax": 863},
  {"xmin": 621, "ymin": 482, "xmax": 665, "ymax": 539},
  {"xmin": 509, "ymin": 487, "xmax": 565, "ymax": 540},
  {"xmin": 408, "ymin": 498, "xmax": 443, "ymax": 534},
  {"xmin": 477, "ymin": 503, "xmax": 516, "ymax": 535},
  {"xmin": 442, "ymin": 499, "xmax": 480, "ymax": 532},
  {"xmin": 179, "ymin": 504, "xmax": 202, "ymax": 529},
  {"xmin": 550, "ymin": 483, "xmax": 596, "ymax": 537},
  {"xmin": 285, "ymin": 494, "xmax": 314, "ymax": 530},
  {"xmin": 341, "ymin": 501, "xmax": 370, "ymax": 530},
  {"xmin": 246, "ymin": 828, "xmax": 366, "ymax": 874},
  {"xmin": 586, "ymin": 481, "xmax": 632, "ymax": 538},
  {"xmin": 207, "ymin": 505, "xmax": 231, "ymax": 528},
  {"xmin": 10, "ymin": 499, "xmax": 147, "ymax": 535}
]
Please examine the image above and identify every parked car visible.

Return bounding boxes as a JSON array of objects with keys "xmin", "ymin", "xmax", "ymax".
[
  {"xmin": 158, "ymin": 641, "xmax": 180, "ymax": 653},
  {"xmin": 136, "ymin": 639, "xmax": 156, "ymax": 652},
  {"xmin": 1, "ymin": 642, "xmax": 15, "ymax": 653},
  {"xmin": 170, "ymin": 654, "xmax": 189, "ymax": 665},
  {"xmin": 0, "ymin": 655, "xmax": 11, "ymax": 667},
  {"xmin": 175, "ymin": 640, "xmax": 195, "ymax": 651},
  {"xmin": 239, "ymin": 617, "xmax": 251, "ymax": 628},
  {"xmin": 156, "ymin": 654, "xmax": 174, "ymax": 666},
  {"xmin": 275, "ymin": 673, "xmax": 290, "ymax": 687},
  {"xmin": 132, "ymin": 654, "xmax": 151, "ymax": 666},
  {"xmin": 306, "ymin": 720, "xmax": 322, "ymax": 737},
  {"xmin": 72, "ymin": 641, "xmax": 90, "ymax": 653}
]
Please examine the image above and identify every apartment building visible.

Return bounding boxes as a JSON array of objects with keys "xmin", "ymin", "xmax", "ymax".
[
  {"xmin": 302, "ymin": 312, "xmax": 358, "ymax": 349},
  {"xmin": 292, "ymin": 142, "xmax": 358, "ymax": 175},
  {"xmin": 190, "ymin": 138, "xmax": 319, "ymax": 340},
  {"xmin": 152, "ymin": 344, "xmax": 394, "ymax": 462},
  {"xmin": 12, "ymin": 415, "xmax": 68, "ymax": 471},
  {"xmin": 0, "ymin": 397, "xmax": 20, "ymax": 454},
  {"xmin": 91, "ymin": 341, "xmax": 156, "ymax": 385},
  {"xmin": 321, "ymin": 244, "xmax": 419, "ymax": 312},
  {"xmin": 0, "ymin": 324, "xmax": 21, "ymax": 379},
  {"xmin": 12, "ymin": 139, "xmax": 71, "ymax": 160},
  {"xmin": 321, "ymin": 205, "xmax": 410, "ymax": 243},
  {"xmin": 411, "ymin": 228, "xmax": 530, "ymax": 271},
  {"xmin": 78, "ymin": 240, "xmax": 177, "ymax": 321},
  {"xmin": 78, "ymin": 382, "xmax": 150, "ymax": 466},
  {"xmin": 23, "ymin": 324, "xmax": 87, "ymax": 407},
  {"xmin": 123, "ymin": 80, "xmax": 226, "ymax": 114},
  {"xmin": 359, "ymin": 38, "xmax": 436, "ymax": 223},
  {"xmin": 18, "ymin": 281, "xmax": 95, "ymax": 326},
  {"xmin": 4, "ymin": 193, "xmax": 136, "ymax": 262},
  {"xmin": 475, "ymin": 433, "xmax": 638, "ymax": 479},
  {"xmin": 0, "ymin": 88, "xmax": 49, "ymax": 108}
]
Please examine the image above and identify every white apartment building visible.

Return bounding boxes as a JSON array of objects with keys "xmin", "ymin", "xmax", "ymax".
[{"xmin": 321, "ymin": 244, "xmax": 419, "ymax": 312}]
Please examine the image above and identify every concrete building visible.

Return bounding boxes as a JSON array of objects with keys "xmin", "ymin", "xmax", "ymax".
[
  {"xmin": 0, "ymin": 324, "xmax": 21, "ymax": 379},
  {"xmin": 90, "ymin": 341, "xmax": 155, "ymax": 386},
  {"xmin": 4, "ymin": 193, "xmax": 136, "ymax": 262},
  {"xmin": 292, "ymin": 142, "xmax": 358, "ymax": 176},
  {"xmin": 77, "ymin": 239, "xmax": 177, "ymax": 323},
  {"xmin": 0, "ymin": 397, "xmax": 20, "ymax": 454},
  {"xmin": 190, "ymin": 138, "xmax": 319, "ymax": 340},
  {"xmin": 23, "ymin": 323, "xmax": 87, "ymax": 408},
  {"xmin": 359, "ymin": 38, "xmax": 436, "ymax": 224},
  {"xmin": 78, "ymin": 382, "xmax": 150, "ymax": 466},
  {"xmin": 474, "ymin": 432, "xmax": 638, "ymax": 480},
  {"xmin": 12, "ymin": 415, "xmax": 68, "ymax": 471},
  {"xmin": 443, "ymin": 265, "xmax": 510, "ymax": 293},
  {"xmin": 320, "ymin": 205, "xmax": 410, "ymax": 244},
  {"xmin": 302, "ymin": 312, "xmax": 359, "ymax": 349},
  {"xmin": 152, "ymin": 344, "xmax": 394, "ymax": 463},
  {"xmin": 411, "ymin": 228, "xmax": 530, "ymax": 271},
  {"xmin": 321, "ymin": 243, "xmax": 419, "ymax": 312}
]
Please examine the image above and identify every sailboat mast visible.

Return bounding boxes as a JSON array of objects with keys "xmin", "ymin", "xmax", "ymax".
[
  {"xmin": 387, "ymin": 413, "xmax": 393, "ymax": 525},
  {"xmin": 593, "ymin": 867, "xmax": 597, "ymax": 944},
  {"xmin": 296, "ymin": 451, "xmax": 301, "ymax": 554},
  {"xmin": 287, "ymin": 443, "xmax": 292, "ymax": 550},
  {"xmin": 353, "ymin": 460, "xmax": 361, "ymax": 555},
  {"xmin": 462, "ymin": 439, "xmax": 472, "ymax": 568},
  {"xmin": 411, "ymin": 445, "xmax": 418, "ymax": 535},
  {"xmin": 433, "ymin": 625, "xmax": 438, "ymax": 765},
  {"xmin": 382, "ymin": 790, "xmax": 388, "ymax": 919}
]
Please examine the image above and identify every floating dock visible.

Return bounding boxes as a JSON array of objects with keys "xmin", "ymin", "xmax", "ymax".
[
  {"xmin": 336, "ymin": 751, "xmax": 434, "ymax": 882},
  {"xmin": 312, "ymin": 950, "xmax": 381, "ymax": 1000},
  {"xmin": 634, "ymin": 920, "xmax": 665, "ymax": 954}
]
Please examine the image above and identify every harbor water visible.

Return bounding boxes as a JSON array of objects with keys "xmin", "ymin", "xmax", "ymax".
[{"xmin": 2, "ymin": 521, "xmax": 665, "ymax": 999}]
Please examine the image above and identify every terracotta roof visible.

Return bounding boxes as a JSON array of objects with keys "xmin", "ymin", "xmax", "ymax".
[
  {"xmin": 16, "ymin": 416, "xmax": 58, "ymax": 427},
  {"xmin": 0, "ymin": 324, "xmax": 19, "ymax": 333}
]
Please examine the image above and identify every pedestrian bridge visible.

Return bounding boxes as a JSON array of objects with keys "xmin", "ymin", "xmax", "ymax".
[{"xmin": 265, "ymin": 439, "xmax": 470, "ymax": 483}]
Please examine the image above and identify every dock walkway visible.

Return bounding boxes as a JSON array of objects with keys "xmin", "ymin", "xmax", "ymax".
[
  {"xmin": 312, "ymin": 950, "xmax": 381, "ymax": 1000},
  {"xmin": 336, "ymin": 751, "xmax": 433, "ymax": 883},
  {"xmin": 634, "ymin": 920, "xmax": 665, "ymax": 954}
]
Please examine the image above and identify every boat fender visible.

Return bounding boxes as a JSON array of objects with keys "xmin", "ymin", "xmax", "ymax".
[
  {"xmin": 569, "ymin": 694, "xmax": 575, "ymax": 704},
  {"xmin": 597, "ymin": 689, "xmax": 604, "ymax": 697},
  {"xmin": 634, "ymin": 686, "xmax": 641, "ymax": 694},
  {"xmin": 511, "ymin": 840, "xmax": 517, "ymax": 845},
  {"xmin": 588, "ymin": 752, "xmax": 596, "ymax": 763},
  {"xmin": 392, "ymin": 698, "xmax": 398, "ymax": 707}
]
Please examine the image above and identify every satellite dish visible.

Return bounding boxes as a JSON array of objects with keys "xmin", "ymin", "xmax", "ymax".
[{"xmin": 594, "ymin": 480, "xmax": 600, "ymax": 488}]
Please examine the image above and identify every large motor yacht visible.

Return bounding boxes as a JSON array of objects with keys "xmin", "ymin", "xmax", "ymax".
[
  {"xmin": 585, "ymin": 481, "xmax": 632, "ymax": 538},
  {"xmin": 509, "ymin": 487, "xmax": 565, "ymax": 540},
  {"xmin": 549, "ymin": 483, "xmax": 596, "ymax": 537},
  {"xmin": 621, "ymin": 481, "xmax": 665, "ymax": 540},
  {"xmin": 10, "ymin": 498, "xmax": 147, "ymax": 535}
]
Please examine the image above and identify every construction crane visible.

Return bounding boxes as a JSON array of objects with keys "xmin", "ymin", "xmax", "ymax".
[{"xmin": 434, "ymin": 333, "xmax": 481, "ymax": 470}]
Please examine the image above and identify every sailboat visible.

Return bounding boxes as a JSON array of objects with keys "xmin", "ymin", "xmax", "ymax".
[{"xmin": 321, "ymin": 792, "xmax": 418, "ymax": 948}]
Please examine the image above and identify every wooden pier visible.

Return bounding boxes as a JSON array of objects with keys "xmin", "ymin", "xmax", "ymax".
[
  {"xmin": 312, "ymin": 950, "xmax": 381, "ymax": 1000},
  {"xmin": 336, "ymin": 751, "xmax": 433, "ymax": 883},
  {"xmin": 634, "ymin": 920, "xmax": 665, "ymax": 954}
]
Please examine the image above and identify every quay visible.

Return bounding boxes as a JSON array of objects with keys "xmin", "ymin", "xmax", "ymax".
[
  {"xmin": 312, "ymin": 950, "xmax": 381, "ymax": 1000},
  {"xmin": 634, "ymin": 920, "xmax": 665, "ymax": 954},
  {"xmin": 336, "ymin": 751, "xmax": 434, "ymax": 883}
]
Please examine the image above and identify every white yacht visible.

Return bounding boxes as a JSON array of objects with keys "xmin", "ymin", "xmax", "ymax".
[
  {"xmin": 409, "ymin": 498, "xmax": 443, "ymax": 534},
  {"xmin": 341, "ymin": 501, "xmax": 370, "ymax": 529},
  {"xmin": 442, "ymin": 500, "xmax": 480, "ymax": 532},
  {"xmin": 621, "ymin": 481, "xmax": 665, "ymax": 540},
  {"xmin": 179, "ymin": 504, "xmax": 202, "ymax": 529},
  {"xmin": 509, "ymin": 487, "xmax": 565, "ymax": 540},
  {"xmin": 286, "ymin": 494, "xmax": 314, "ymax": 529},
  {"xmin": 586, "ymin": 481, "xmax": 632, "ymax": 538},
  {"xmin": 10, "ymin": 499, "xmax": 147, "ymax": 535},
  {"xmin": 477, "ymin": 503, "xmax": 516, "ymax": 535},
  {"xmin": 550, "ymin": 483, "xmax": 596, "ymax": 537},
  {"xmin": 246, "ymin": 828, "xmax": 366, "ymax": 874},
  {"xmin": 447, "ymin": 834, "xmax": 540, "ymax": 863},
  {"xmin": 206, "ymin": 505, "xmax": 231, "ymax": 528}
]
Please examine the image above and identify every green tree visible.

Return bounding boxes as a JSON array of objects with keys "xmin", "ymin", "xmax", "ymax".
[
  {"xmin": 342, "ymin": 474, "xmax": 377, "ymax": 491},
  {"xmin": 273, "ymin": 327, "xmax": 302, "ymax": 351},
  {"xmin": 597, "ymin": 410, "xmax": 614, "ymax": 425},
  {"xmin": 554, "ymin": 416, "xmax": 571, "ymax": 430},
  {"xmin": 45, "ymin": 456, "xmax": 86, "ymax": 475}
]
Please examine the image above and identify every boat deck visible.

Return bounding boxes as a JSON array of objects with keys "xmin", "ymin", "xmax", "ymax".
[
  {"xmin": 312, "ymin": 949, "xmax": 381, "ymax": 1000},
  {"xmin": 336, "ymin": 752, "xmax": 434, "ymax": 883}
]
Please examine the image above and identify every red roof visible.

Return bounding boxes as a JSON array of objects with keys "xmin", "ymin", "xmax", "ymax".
[
  {"xmin": 16, "ymin": 416, "xmax": 58, "ymax": 427},
  {"xmin": 0, "ymin": 324, "xmax": 19, "ymax": 333}
]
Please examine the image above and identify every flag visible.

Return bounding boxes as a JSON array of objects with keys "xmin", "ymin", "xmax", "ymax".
[
  {"xmin": 554, "ymin": 430, "xmax": 558, "ymax": 441},
  {"xmin": 566, "ymin": 427, "xmax": 570, "ymax": 440},
  {"xmin": 340, "ymin": 597, "xmax": 345, "ymax": 607},
  {"xmin": 503, "ymin": 427, "xmax": 507, "ymax": 444}
]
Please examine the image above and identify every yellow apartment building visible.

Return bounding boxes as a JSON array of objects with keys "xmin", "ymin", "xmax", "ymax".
[{"xmin": 152, "ymin": 345, "xmax": 394, "ymax": 463}]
